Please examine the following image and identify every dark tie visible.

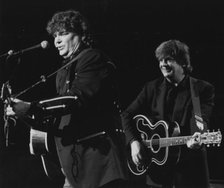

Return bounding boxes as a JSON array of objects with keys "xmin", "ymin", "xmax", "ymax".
[{"xmin": 165, "ymin": 85, "xmax": 177, "ymax": 121}]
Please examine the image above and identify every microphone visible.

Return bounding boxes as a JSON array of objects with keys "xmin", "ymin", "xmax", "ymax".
[
  {"xmin": 8, "ymin": 40, "xmax": 50, "ymax": 57},
  {"xmin": 0, "ymin": 50, "xmax": 14, "ymax": 59}
]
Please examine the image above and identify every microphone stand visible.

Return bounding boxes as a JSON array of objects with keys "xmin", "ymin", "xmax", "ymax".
[
  {"xmin": 1, "ymin": 49, "xmax": 81, "ymax": 148},
  {"xmin": 0, "ymin": 53, "xmax": 21, "ymax": 148},
  {"xmin": 14, "ymin": 54, "xmax": 79, "ymax": 98},
  {"xmin": 0, "ymin": 50, "xmax": 11, "ymax": 59},
  {"xmin": 0, "ymin": 42, "xmax": 54, "ymax": 148},
  {"xmin": 2, "ymin": 81, "xmax": 16, "ymax": 147}
]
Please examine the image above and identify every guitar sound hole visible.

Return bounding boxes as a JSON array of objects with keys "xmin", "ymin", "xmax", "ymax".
[{"xmin": 151, "ymin": 134, "xmax": 160, "ymax": 153}]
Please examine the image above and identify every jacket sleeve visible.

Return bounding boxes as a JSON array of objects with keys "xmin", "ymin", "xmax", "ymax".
[
  {"xmin": 121, "ymin": 84, "xmax": 151, "ymax": 144},
  {"xmin": 28, "ymin": 49, "xmax": 115, "ymax": 117}
]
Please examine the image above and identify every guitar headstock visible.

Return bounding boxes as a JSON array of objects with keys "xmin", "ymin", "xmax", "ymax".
[{"xmin": 201, "ymin": 130, "xmax": 222, "ymax": 147}]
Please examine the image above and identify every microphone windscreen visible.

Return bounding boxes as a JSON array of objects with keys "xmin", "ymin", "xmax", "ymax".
[{"xmin": 41, "ymin": 41, "xmax": 50, "ymax": 49}]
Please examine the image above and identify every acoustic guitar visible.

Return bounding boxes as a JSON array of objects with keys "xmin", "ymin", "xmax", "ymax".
[
  {"xmin": 28, "ymin": 96, "xmax": 80, "ymax": 185},
  {"xmin": 29, "ymin": 113, "xmax": 107, "ymax": 187},
  {"xmin": 29, "ymin": 96, "xmax": 107, "ymax": 187},
  {"xmin": 127, "ymin": 114, "xmax": 222, "ymax": 176}
]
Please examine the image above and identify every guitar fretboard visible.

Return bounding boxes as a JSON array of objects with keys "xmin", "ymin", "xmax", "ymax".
[
  {"xmin": 143, "ymin": 131, "xmax": 221, "ymax": 148},
  {"xmin": 144, "ymin": 136, "xmax": 192, "ymax": 148}
]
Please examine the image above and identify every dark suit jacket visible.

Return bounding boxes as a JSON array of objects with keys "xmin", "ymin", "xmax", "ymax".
[
  {"xmin": 31, "ymin": 45, "xmax": 128, "ymax": 188},
  {"xmin": 121, "ymin": 75, "xmax": 215, "ymax": 187}
]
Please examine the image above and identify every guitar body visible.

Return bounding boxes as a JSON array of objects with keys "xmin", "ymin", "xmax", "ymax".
[
  {"xmin": 29, "ymin": 117, "xmax": 65, "ymax": 183},
  {"xmin": 40, "ymin": 152, "xmax": 65, "ymax": 184},
  {"xmin": 29, "ymin": 129, "xmax": 51, "ymax": 155},
  {"xmin": 29, "ymin": 114, "xmax": 80, "ymax": 187},
  {"xmin": 127, "ymin": 114, "xmax": 181, "ymax": 183},
  {"xmin": 28, "ymin": 96, "xmax": 84, "ymax": 187}
]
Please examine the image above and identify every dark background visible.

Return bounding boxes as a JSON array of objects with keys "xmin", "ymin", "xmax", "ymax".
[{"xmin": 0, "ymin": 0, "xmax": 224, "ymax": 187}]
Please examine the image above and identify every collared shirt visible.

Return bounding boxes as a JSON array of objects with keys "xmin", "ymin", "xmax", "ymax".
[{"xmin": 164, "ymin": 75, "xmax": 189, "ymax": 121}]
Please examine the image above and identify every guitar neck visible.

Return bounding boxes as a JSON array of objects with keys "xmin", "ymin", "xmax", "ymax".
[
  {"xmin": 144, "ymin": 135, "xmax": 193, "ymax": 148},
  {"xmin": 160, "ymin": 136, "xmax": 192, "ymax": 147},
  {"xmin": 143, "ymin": 130, "xmax": 221, "ymax": 148}
]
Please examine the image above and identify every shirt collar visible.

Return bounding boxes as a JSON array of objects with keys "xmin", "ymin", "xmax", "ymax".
[{"xmin": 164, "ymin": 75, "xmax": 189, "ymax": 89}]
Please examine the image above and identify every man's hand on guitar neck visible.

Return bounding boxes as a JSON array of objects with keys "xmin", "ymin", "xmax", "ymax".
[
  {"xmin": 130, "ymin": 140, "xmax": 146, "ymax": 167},
  {"xmin": 186, "ymin": 132, "xmax": 202, "ymax": 149},
  {"xmin": 6, "ymin": 98, "xmax": 31, "ymax": 118}
]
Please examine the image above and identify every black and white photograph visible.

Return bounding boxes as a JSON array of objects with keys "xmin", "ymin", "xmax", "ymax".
[{"xmin": 0, "ymin": 0, "xmax": 223, "ymax": 187}]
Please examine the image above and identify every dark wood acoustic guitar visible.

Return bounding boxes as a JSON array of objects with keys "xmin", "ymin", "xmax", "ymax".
[
  {"xmin": 127, "ymin": 114, "xmax": 222, "ymax": 177},
  {"xmin": 29, "ymin": 96, "xmax": 106, "ymax": 187}
]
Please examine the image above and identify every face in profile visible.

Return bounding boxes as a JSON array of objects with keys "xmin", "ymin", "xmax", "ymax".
[{"xmin": 54, "ymin": 31, "xmax": 80, "ymax": 59}]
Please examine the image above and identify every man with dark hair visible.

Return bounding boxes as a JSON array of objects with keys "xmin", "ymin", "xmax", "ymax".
[
  {"xmin": 121, "ymin": 39, "xmax": 215, "ymax": 187},
  {"xmin": 6, "ymin": 10, "xmax": 128, "ymax": 188},
  {"xmin": 155, "ymin": 39, "xmax": 192, "ymax": 74}
]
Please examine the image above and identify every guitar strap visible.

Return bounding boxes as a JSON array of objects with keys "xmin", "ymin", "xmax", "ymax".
[
  {"xmin": 13, "ymin": 48, "xmax": 92, "ymax": 98},
  {"xmin": 46, "ymin": 48, "xmax": 92, "ymax": 80},
  {"xmin": 190, "ymin": 77, "xmax": 205, "ymax": 131}
]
